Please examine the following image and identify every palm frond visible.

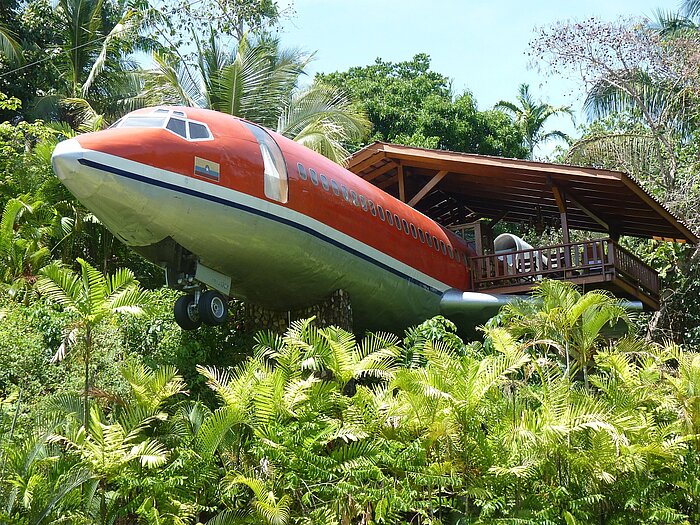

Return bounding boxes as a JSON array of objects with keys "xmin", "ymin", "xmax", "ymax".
[{"xmin": 36, "ymin": 262, "xmax": 83, "ymax": 311}]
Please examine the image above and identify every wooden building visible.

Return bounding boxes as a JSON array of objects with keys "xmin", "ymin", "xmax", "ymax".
[{"xmin": 347, "ymin": 142, "xmax": 698, "ymax": 310}]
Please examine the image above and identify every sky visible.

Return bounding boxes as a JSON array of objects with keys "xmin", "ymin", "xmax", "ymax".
[{"xmin": 274, "ymin": 0, "xmax": 681, "ymax": 157}]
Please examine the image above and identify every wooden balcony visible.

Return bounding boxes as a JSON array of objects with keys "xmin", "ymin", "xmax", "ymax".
[{"xmin": 469, "ymin": 239, "xmax": 660, "ymax": 310}]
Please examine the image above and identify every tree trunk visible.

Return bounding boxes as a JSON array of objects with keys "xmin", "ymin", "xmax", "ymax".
[{"xmin": 84, "ymin": 325, "xmax": 91, "ymax": 428}]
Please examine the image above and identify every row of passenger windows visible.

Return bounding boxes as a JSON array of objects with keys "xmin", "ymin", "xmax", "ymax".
[{"xmin": 297, "ymin": 162, "xmax": 470, "ymax": 266}]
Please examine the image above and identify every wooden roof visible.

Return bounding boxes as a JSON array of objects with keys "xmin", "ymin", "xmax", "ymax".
[{"xmin": 347, "ymin": 142, "xmax": 698, "ymax": 244}]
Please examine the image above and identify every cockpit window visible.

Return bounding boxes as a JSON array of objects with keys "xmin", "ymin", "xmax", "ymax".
[
  {"xmin": 112, "ymin": 109, "xmax": 213, "ymax": 141},
  {"xmin": 189, "ymin": 122, "xmax": 209, "ymax": 140},
  {"xmin": 121, "ymin": 116, "xmax": 167, "ymax": 128},
  {"xmin": 166, "ymin": 118, "xmax": 187, "ymax": 137}
]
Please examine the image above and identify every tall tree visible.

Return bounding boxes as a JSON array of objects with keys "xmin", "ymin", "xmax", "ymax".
[
  {"xmin": 531, "ymin": 17, "xmax": 700, "ymax": 194},
  {"xmin": 494, "ymin": 83, "xmax": 573, "ymax": 159},
  {"xmin": 33, "ymin": 0, "xmax": 161, "ymax": 129},
  {"xmin": 319, "ymin": 54, "xmax": 528, "ymax": 157}
]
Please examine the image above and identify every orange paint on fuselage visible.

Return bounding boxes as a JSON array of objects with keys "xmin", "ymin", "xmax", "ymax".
[{"xmin": 75, "ymin": 107, "xmax": 476, "ymax": 293}]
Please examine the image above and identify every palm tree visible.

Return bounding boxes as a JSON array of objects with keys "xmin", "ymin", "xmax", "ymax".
[
  {"xmin": 35, "ymin": 259, "xmax": 150, "ymax": 426},
  {"xmin": 497, "ymin": 280, "xmax": 628, "ymax": 388},
  {"xmin": 144, "ymin": 34, "xmax": 371, "ymax": 164},
  {"xmin": 495, "ymin": 83, "xmax": 573, "ymax": 159},
  {"xmin": 35, "ymin": 0, "xmax": 160, "ymax": 129}
]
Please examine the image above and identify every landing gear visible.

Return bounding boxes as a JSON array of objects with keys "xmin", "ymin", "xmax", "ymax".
[
  {"xmin": 174, "ymin": 294, "xmax": 201, "ymax": 330},
  {"xmin": 174, "ymin": 290, "xmax": 228, "ymax": 330},
  {"xmin": 198, "ymin": 290, "xmax": 228, "ymax": 326}
]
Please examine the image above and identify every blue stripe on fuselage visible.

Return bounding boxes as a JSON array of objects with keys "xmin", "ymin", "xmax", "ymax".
[{"xmin": 77, "ymin": 158, "xmax": 444, "ymax": 296}]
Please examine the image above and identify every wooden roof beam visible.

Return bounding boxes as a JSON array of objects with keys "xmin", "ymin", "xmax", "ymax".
[
  {"xmin": 565, "ymin": 187, "xmax": 610, "ymax": 231},
  {"xmin": 407, "ymin": 170, "xmax": 448, "ymax": 207}
]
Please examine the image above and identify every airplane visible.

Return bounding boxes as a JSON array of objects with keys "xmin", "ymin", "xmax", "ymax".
[{"xmin": 51, "ymin": 106, "xmax": 640, "ymax": 333}]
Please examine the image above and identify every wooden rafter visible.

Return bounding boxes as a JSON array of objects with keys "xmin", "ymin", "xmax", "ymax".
[
  {"xmin": 407, "ymin": 170, "xmax": 448, "ymax": 207},
  {"xmin": 565, "ymin": 188, "xmax": 610, "ymax": 231}
]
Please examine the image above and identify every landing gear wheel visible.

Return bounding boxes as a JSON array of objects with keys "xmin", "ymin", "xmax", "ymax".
[
  {"xmin": 174, "ymin": 294, "xmax": 201, "ymax": 330},
  {"xmin": 198, "ymin": 290, "xmax": 228, "ymax": 326}
]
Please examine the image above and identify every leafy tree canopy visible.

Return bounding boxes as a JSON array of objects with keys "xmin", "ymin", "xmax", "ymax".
[{"xmin": 318, "ymin": 53, "xmax": 528, "ymax": 157}]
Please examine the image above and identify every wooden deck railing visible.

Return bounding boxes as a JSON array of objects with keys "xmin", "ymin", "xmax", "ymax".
[{"xmin": 469, "ymin": 238, "xmax": 659, "ymax": 300}]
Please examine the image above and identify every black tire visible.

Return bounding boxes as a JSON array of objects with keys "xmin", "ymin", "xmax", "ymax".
[
  {"xmin": 174, "ymin": 294, "xmax": 201, "ymax": 330},
  {"xmin": 199, "ymin": 290, "xmax": 228, "ymax": 326}
]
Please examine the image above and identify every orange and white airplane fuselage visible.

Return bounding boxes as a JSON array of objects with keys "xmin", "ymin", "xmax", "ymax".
[{"xmin": 52, "ymin": 106, "xmax": 516, "ymax": 332}]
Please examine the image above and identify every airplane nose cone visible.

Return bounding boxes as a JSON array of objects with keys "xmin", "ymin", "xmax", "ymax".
[{"xmin": 52, "ymin": 138, "xmax": 101, "ymax": 199}]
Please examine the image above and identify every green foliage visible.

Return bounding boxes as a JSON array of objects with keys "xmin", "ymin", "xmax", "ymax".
[
  {"xmin": 144, "ymin": 34, "xmax": 371, "ymax": 163},
  {"xmin": 3, "ymin": 295, "xmax": 700, "ymax": 524},
  {"xmin": 318, "ymin": 54, "xmax": 528, "ymax": 157}
]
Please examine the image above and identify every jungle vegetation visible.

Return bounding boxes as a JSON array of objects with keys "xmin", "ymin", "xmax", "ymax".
[{"xmin": 0, "ymin": 0, "xmax": 699, "ymax": 523}]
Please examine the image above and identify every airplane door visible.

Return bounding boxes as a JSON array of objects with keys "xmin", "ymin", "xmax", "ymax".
[{"xmin": 240, "ymin": 121, "xmax": 289, "ymax": 203}]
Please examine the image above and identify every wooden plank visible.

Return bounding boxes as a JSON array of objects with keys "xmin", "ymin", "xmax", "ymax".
[
  {"xmin": 407, "ymin": 170, "xmax": 449, "ymax": 207},
  {"xmin": 348, "ymin": 151, "xmax": 387, "ymax": 175},
  {"xmin": 398, "ymin": 163, "xmax": 406, "ymax": 202}
]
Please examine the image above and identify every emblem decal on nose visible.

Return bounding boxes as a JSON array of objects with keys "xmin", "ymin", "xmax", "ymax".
[{"xmin": 194, "ymin": 157, "xmax": 220, "ymax": 181}]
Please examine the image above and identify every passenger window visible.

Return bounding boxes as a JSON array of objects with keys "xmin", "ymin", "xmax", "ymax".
[
  {"xmin": 402, "ymin": 219, "xmax": 409, "ymax": 234},
  {"xmin": 418, "ymin": 229, "xmax": 425, "ymax": 243},
  {"xmin": 341, "ymin": 185, "xmax": 349, "ymax": 201},
  {"xmin": 309, "ymin": 169, "xmax": 318, "ymax": 185},
  {"xmin": 377, "ymin": 205, "xmax": 385, "ymax": 221},
  {"xmin": 427, "ymin": 234, "xmax": 433, "ymax": 247},
  {"xmin": 351, "ymin": 191, "xmax": 359, "ymax": 206},
  {"xmin": 395, "ymin": 215, "xmax": 402, "ymax": 231},
  {"xmin": 386, "ymin": 212, "xmax": 393, "ymax": 226},
  {"xmin": 360, "ymin": 195, "xmax": 367, "ymax": 211},
  {"xmin": 440, "ymin": 240, "xmax": 447, "ymax": 255},
  {"xmin": 433, "ymin": 237, "xmax": 440, "ymax": 250},
  {"xmin": 241, "ymin": 121, "xmax": 288, "ymax": 203},
  {"xmin": 369, "ymin": 200, "xmax": 376, "ymax": 216},
  {"xmin": 189, "ymin": 122, "xmax": 210, "ymax": 139},
  {"xmin": 448, "ymin": 246, "xmax": 454, "ymax": 259},
  {"xmin": 331, "ymin": 180, "xmax": 340, "ymax": 195},
  {"xmin": 320, "ymin": 174, "xmax": 329, "ymax": 191},
  {"xmin": 410, "ymin": 224, "xmax": 417, "ymax": 238},
  {"xmin": 297, "ymin": 163, "xmax": 307, "ymax": 180}
]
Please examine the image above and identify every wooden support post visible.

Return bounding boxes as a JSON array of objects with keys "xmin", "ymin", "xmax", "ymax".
[
  {"xmin": 407, "ymin": 170, "xmax": 448, "ymax": 207},
  {"xmin": 551, "ymin": 184, "xmax": 570, "ymax": 245},
  {"xmin": 397, "ymin": 163, "xmax": 406, "ymax": 202}
]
